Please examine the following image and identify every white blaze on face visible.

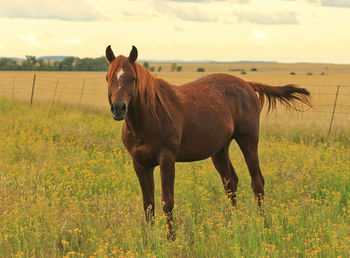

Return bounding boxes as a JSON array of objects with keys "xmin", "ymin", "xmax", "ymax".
[{"xmin": 117, "ymin": 68, "xmax": 124, "ymax": 80}]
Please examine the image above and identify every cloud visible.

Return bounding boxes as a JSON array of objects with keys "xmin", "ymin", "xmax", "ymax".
[
  {"xmin": 153, "ymin": 0, "xmax": 252, "ymax": 23},
  {"xmin": 172, "ymin": 7, "xmax": 214, "ymax": 21},
  {"xmin": 120, "ymin": 10, "xmax": 159, "ymax": 22},
  {"xmin": 61, "ymin": 37, "xmax": 81, "ymax": 47},
  {"xmin": 235, "ymin": 11, "xmax": 298, "ymax": 24},
  {"xmin": 0, "ymin": 0, "xmax": 102, "ymax": 21},
  {"xmin": 283, "ymin": 0, "xmax": 350, "ymax": 7},
  {"xmin": 165, "ymin": 0, "xmax": 248, "ymax": 2},
  {"xmin": 17, "ymin": 32, "xmax": 81, "ymax": 49},
  {"xmin": 251, "ymin": 28, "xmax": 269, "ymax": 40},
  {"xmin": 172, "ymin": 23, "xmax": 185, "ymax": 31},
  {"xmin": 320, "ymin": 0, "xmax": 350, "ymax": 7},
  {"xmin": 166, "ymin": 0, "xmax": 217, "ymax": 2},
  {"xmin": 18, "ymin": 33, "xmax": 43, "ymax": 47},
  {"xmin": 155, "ymin": 2, "xmax": 214, "ymax": 22}
]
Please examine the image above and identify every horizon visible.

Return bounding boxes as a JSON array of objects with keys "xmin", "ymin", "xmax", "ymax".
[
  {"xmin": 0, "ymin": 55, "xmax": 348, "ymax": 65},
  {"xmin": 1, "ymin": 0, "xmax": 350, "ymax": 64}
]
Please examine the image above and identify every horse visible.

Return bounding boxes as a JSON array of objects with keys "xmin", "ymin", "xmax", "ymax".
[{"xmin": 105, "ymin": 45, "xmax": 311, "ymax": 239}]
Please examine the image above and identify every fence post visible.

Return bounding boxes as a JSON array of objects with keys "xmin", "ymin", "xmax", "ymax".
[
  {"xmin": 11, "ymin": 76, "xmax": 16, "ymax": 100},
  {"xmin": 78, "ymin": 78, "xmax": 86, "ymax": 108},
  {"xmin": 30, "ymin": 73, "xmax": 36, "ymax": 105},
  {"xmin": 52, "ymin": 78, "xmax": 60, "ymax": 105},
  {"xmin": 328, "ymin": 85, "xmax": 340, "ymax": 135}
]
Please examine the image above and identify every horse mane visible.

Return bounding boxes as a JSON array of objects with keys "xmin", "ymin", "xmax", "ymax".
[{"xmin": 134, "ymin": 62, "xmax": 171, "ymax": 119}]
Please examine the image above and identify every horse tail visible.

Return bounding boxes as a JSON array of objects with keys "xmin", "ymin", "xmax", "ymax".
[{"xmin": 248, "ymin": 82, "xmax": 312, "ymax": 112}]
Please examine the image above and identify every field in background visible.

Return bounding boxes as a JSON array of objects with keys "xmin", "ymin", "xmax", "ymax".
[
  {"xmin": 0, "ymin": 62, "xmax": 350, "ymax": 133},
  {"xmin": 0, "ymin": 100, "xmax": 349, "ymax": 256}
]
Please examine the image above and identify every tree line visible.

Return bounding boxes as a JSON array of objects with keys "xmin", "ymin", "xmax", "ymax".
[{"xmin": 0, "ymin": 56, "xmax": 109, "ymax": 71}]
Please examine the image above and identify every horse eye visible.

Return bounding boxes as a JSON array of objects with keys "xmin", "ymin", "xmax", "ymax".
[{"xmin": 132, "ymin": 77, "xmax": 137, "ymax": 82}]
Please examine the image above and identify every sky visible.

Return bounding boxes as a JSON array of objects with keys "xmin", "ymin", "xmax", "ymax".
[{"xmin": 0, "ymin": 0, "xmax": 350, "ymax": 63}]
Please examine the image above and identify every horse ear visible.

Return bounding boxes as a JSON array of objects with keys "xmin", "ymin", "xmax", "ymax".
[
  {"xmin": 128, "ymin": 46, "xmax": 138, "ymax": 64},
  {"xmin": 105, "ymin": 45, "xmax": 115, "ymax": 63}
]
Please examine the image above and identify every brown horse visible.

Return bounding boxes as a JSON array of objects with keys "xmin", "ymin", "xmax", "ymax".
[{"xmin": 105, "ymin": 45, "xmax": 311, "ymax": 239}]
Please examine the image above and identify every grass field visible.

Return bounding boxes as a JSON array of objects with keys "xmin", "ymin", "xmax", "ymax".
[
  {"xmin": 0, "ymin": 98, "xmax": 349, "ymax": 257},
  {"xmin": 0, "ymin": 63, "xmax": 349, "ymax": 256}
]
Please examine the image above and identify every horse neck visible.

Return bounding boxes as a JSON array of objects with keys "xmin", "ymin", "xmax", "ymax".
[
  {"xmin": 125, "ymin": 98, "xmax": 153, "ymax": 132},
  {"xmin": 126, "ymin": 77, "xmax": 174, "ymax": 133}
]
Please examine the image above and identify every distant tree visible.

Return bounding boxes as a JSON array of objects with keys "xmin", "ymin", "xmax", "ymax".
[
  {"xmin": 75, "ymin": 58, "xmax": 97, "ymax": 71},
  {"xmin": 0, "ymin": 55, "xmax": 109, "ymax": 71},
  {"xmin": 0, "ymin": 58, "xmax": 18, "ymax": 70},
  {"xmin": 176, "ymin": 66, "xmax": 182, "ymax": 72},
  {"xmin": 171, "ymin": 63, "xmax": 177, "ymax": 72},
  {"xmin": 93, "ymin": 56, "xmax": 109, "ymax": 71},
  {"xmin": 143, "ymin": 62, "xmax": 150, "ymax": 70},
  {"xmin": 149, "ymin": 66, "xmax": 155, "ymax": 72},
  {"xmin": 197, "ymin": 67, "xmax": 205, "ymax": 72},
  {"xmin": 158, "ymin": 66, "xmax": 162, "ymax": 72},
  {"xmin": 22, "ymin": 55, "xmax": 37, "ymax": 70},
  {"xmin": 26, "ymin": 55, "xmax": 37, "ymax": 65},
  {"xmin": 307, "ymin": 72, "xmax": 313, "ymax": 75},
  {"xmin": 38, "ymin": 59, "xmax": 47, "ymax": 70},
  {"xmin": 251, "ymin": 68, "xmax": 258, "ymax": 72},
  {"xmin": 241, "ymin": 70, "xmax": 247, "ymax": 74},
  {"xmin": 53, "ymin": 61, "xmax": 60, "ymax": 70},
  {"xmin": 75, "ymin": 56, "xmax": 108, "ymax": 71},
  {"xmin": 59, "ymin": 56, "xmax": 75, "ymax": 71},
  {"xmin": 321, "ymin": 72, "xmax": 325, "ymax": 75}
]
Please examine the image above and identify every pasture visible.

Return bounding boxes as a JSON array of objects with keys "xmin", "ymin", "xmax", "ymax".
[{"xmin": 0, "ymin": 63, "xmax": 349, "ymax": 256}]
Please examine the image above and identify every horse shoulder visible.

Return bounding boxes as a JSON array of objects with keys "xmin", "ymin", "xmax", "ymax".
[{"xmin": 121, "ymin": 114, "xmax": 182, "ymax": 166}]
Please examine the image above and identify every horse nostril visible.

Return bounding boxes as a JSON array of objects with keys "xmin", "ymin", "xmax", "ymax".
[
  {"xmin": 121, "ymin": 103, "xmax": 126, "ymax": 112},
  {"xmin": 111, "ymin": 104, "xmax": 115, "ymax": 113}
]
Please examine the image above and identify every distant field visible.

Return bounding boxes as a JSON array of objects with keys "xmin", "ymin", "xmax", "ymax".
[{"xmin": 0, "ymin": 62, "xmax": 350, "ymax": 132}]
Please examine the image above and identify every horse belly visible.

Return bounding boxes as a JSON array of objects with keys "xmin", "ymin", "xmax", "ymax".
[{"xmin": 176, "ymin": 119, "xmax": 233, "ymax": 162}]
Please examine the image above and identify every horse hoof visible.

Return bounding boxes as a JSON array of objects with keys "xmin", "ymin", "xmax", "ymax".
[{"xmin": 167, "ymin": 231, "xmax": 176, "ymax": 241}]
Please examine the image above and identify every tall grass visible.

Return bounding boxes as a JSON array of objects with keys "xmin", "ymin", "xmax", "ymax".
[{"xmin": 0, "ymin": 99, "xmax": 349, "ymax": 257}]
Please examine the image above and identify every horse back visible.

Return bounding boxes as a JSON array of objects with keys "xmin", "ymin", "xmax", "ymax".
[
  {"xmin": 173, "ymin": 73, "xmax": 260, "ymax": 161},
  {"xmin": 177, "ymin": 73, "xmax": 260, "ymax": 121}
]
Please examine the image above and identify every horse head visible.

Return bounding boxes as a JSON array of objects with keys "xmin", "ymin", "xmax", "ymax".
[{"xmin": 105, "ymin": 45, "xmax": 138, "ymax": 121}]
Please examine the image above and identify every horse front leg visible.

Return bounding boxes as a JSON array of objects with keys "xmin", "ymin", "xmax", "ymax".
[
  {"xmin": 133, "ymin": 160, "xmax": 155, "ymax": 222},
  {"xmin": 159, "ymin": 152, "xmax": 176, "ymax": 240}
]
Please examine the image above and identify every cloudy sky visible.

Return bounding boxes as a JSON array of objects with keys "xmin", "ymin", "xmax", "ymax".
[{"xmin": 0, "ymin": 0, "xmax": 349, "ymax": 63}]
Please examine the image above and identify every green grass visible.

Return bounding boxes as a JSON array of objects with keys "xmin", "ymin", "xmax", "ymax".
[{"xmin": 0, "ymin": 99, "xmax": 349, "ymax": 257}]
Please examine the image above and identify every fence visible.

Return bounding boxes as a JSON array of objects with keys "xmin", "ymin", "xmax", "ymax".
[
  {"xmin": 0, "ymin": 72, "xmax": 349, "ymax": 134},
  {"xmin": 0, "ymin": 72, "xmax": 108, "ymax": 109}
]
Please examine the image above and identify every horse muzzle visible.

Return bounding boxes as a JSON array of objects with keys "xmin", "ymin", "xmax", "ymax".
[{"xmin": 111, "ymin": 101, "xmax": 127, "ymax": 121}]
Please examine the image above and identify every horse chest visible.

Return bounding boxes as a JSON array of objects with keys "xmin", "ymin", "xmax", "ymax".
[
  {"xmin": 131, "ymin": 142, "xmax": 159, "ymax": 165},
  {"xmin": 121, "ymin": 120, "xmax": 180, "ymax": 166},
  {"xmin": 122, "ymin": 133, "xmax": 159, "ymax": 165}
]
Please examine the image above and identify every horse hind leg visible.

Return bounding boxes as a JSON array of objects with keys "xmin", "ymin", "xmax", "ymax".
[
  {"xmin": 235, "ymin": 133, "xmax": 265, "ymax": 207},
  {"xmin": 211, "ymin": 145, "xmax": 239, "ymax": 206}
]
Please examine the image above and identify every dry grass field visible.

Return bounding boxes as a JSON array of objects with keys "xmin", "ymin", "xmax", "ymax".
[
  {"xmin": 0, "ymin": 63, "xmax": 349, "ymax": 256},
  {"xmin": 0, "ymin": 61, "xmax": 350, "ymax": 131}
]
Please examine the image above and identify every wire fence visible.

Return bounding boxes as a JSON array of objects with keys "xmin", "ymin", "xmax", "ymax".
[{"xmin": 0, "ymin": 72, "xmax": 349, "ymax": 134}]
